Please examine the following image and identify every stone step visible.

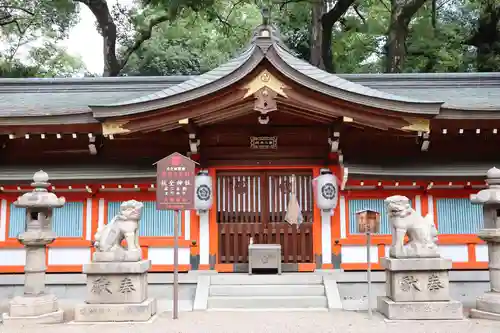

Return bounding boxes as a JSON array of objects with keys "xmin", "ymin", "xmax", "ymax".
[
  {"xmin": 207, "ymin": 296, "xmax": 328, "ymax": 309},
  {"xmin": 210, "ymin": 274, "xmax": 323, "ymax": 285},
  {"xmin": 209, "ymin": 284, "xmax": 325, "ymax": 297}
]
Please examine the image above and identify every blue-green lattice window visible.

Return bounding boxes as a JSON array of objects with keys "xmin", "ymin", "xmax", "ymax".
[
  {"xmin": 107, "ymin": 201, "xmax": 179, "ymax": 237},
  {"xmin": 436, "ymin": 198, "xmax": 482, "ymax": 234},
  {"xmin": 8, "ymin": 201, "xmax": 84, "ymax": 238},
  {"xmin": 348, "ymin": 198, "xmax": 412, "ymax": 235}
]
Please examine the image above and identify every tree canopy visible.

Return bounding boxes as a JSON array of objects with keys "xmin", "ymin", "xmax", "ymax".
[{"xmin": 0, "ymin": 0, "xmax": 498, "ymax": 77}]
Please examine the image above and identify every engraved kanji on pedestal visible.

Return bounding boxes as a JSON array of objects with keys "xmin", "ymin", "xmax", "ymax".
[
  {"xmin": 377, "ymin": 195, "xmax": 464, "ymax": 320},
  {"xmin": 2, "ymin": 171, "xmax": 66, "ymax": 325},
  {"xmin": 470, "ymin": 167, "xmax": 500, "ymax": 320},
  {"xmin": 74, "ymin": 200, "xmax": 156, "ymax": 322}
]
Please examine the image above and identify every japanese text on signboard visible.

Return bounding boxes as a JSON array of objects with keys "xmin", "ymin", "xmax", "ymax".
[{"xmin": 156, "ymin": 153, "xmax": 196, "ymax": 210}]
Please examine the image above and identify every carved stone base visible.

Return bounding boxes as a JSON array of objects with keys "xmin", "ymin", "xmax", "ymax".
[
  {"xmin": 74, "ymin": 298, "xmax": 157, "ymax": 322},
  {"xmin": 93, "ymin": 249, "xmax": 142, "ymax": 262},
  {"xmin": 7, "ymin": 293, "xmax": 61, "ymax": 317},
  {"xmin": 382, "ymin": 257, "xmax": 452, "ymax": 302},
  {"xmin": 2, "ymin": 309, "xmax": 64, "ymax": 326},
  {"xmin": 470, "ymin": 292, "xmax": 500, "ymax": 320},
  {"xmin": 470, "ymin": 309, "xmax": 500, "ymax": 321},
  {"xmin": 378, "ymin": 297, "xmax": 463, "ymax": 320},
  {"xmin": 83, "ymin": 260, "xmax": 150, "ymax": 304}
]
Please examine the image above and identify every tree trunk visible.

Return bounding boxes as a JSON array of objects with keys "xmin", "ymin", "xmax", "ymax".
[
  {"xmin": 310, "ymin": 0, "xmax": 356, "ymax": 72},
  {"xmin": 321, "ymin": 0, "xmax": 355, "ymax": 73},
  {"xmin": 469, "ymin": 2, "xmax": 500, "ymax": 72},
  {"xmin": 310, "ymin": 0, "xmax": 325, "ymax": 70},
  {"xmin": 385, "ymin": 0, "xmax": 428, "ymax": 73},
  {"xmin": 76, "ymin": 0, "xmax": 170, "ymax": 77},
  {"xmin": 77, "ymin": 0, "xmax": 121, "ymax": 76}
]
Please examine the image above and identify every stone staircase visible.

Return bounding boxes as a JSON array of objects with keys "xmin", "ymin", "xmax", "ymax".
[{"xmin": 193, "ymin": 273, "xmax": 342, "ymax": 311}]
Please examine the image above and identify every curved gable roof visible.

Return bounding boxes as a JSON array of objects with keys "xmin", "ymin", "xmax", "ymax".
[
  {"xmin": 269, "ymin": 44, "xmax": 441, "ymax": 114},
  {"xmin": 90, "ymin": 25, "xmax": 443, "ymax": 119}
]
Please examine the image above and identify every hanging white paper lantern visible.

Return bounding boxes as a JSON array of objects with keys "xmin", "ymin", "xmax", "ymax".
[
  {"xmin": 195, "ymin": 170, "xmax": 213, "ymax": 211},
  {"xmin": 315, "ymin": 169, "xmax": 338, "ymax": 211}
]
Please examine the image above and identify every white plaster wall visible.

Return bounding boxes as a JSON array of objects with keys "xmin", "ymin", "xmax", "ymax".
[
  {"xmin": 98, "ymin": 198, "xmax": 105, "ymax": 229},
  {"xmin": 0, "ymin": 248, "xmax": 26, "ymax": 266},
  {"xmin": 439, "ymin": 244, "xmax": 469, "ymax": 262},
  {"xmin": 321, "ymin": 210, "xmax": 332, "ymax": 264},
  {"xmin": 184, "ymin": 210, "xmax": 190, "ymax": 240},
  {"xmin": 48, "ymin": 248, "xmax": 91, "ymax": 265},
  {"xmin": 85, "ymin": 198, "xmax": 92, "ymax": 241},
  {"xmin": 148, "ymin": 247, "xmax": 190, "ymax": 265},
  {"xmin": 427, "ymin": 195, "xmax": 434, "ymax": 217},
  {"xmin": 0, "ymin": 199, "xmax": 6, "ymax": 242},
  {"xmin": 199, "ymin": 212, "xmax": 210, "ymax": 265},
  {"xmin": 341, "ymin": 245, "xmax": 378, "ymax": 263},
  {"xmin": 415, "ymin": 195, "xmax": 422, "ymax": 215},
  {"xmin": 476, "ymin": 244, "xmax": 489, "ymax": 262},
  {"xmin": 339, "ymin": 196, "xmax": 347, "ymax": 239}
]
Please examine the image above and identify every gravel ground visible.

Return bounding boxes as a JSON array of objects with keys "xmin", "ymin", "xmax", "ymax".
[{"xmin": 2, "ymin": 310, "xmax": 500, "ymax": 333}]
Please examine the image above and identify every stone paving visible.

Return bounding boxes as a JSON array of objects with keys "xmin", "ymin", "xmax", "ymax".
[{"xmin": 2, "ymin": 309, "xmax": 500, "ymax": 333}]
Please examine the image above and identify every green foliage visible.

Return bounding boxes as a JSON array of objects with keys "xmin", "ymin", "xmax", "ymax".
[
  {"xmin": 0, "ymin": 0, "xmax": 499, "ymax": 76},
  {"xmin": 330, "ymin": 0, "xmax": 389, "ymax": 73},
  {"xmin": 273, "ymin": 1, "xmax": 311, "ymax": 60},
  {"xmin": 405, "ymin": 0, "xmax": 477, "ymax": 72},
  {"xmin": 122, "ymin": 1, "xmax": 261, "ymax": 75},
  {"xmin": 0, "ymin": 41, "xmax": 86, "ymax": 78},
  {"xmin": 0, "ymin": 0, "xmax": 78, "ymax": 38},
  {"xmin": 0, "ymin": 0, "xmax": 83, "ymax": 77}
]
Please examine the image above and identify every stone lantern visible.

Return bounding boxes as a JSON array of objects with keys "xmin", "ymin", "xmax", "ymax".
[
  {"xmin": 2, "ymin": 170, "xmax": 65, "ymax": 325},
  {"xmin": 470, "ymin": 167, "xmax": 500, "ymax": 320}
]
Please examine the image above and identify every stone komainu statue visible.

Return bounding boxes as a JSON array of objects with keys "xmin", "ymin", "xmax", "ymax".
[
  {"xmin": 93, "ymin": 200, "xmax": 143, "ymax": 257},
  {"xmin": 385, "ymin": 195, "xmax": 439, "ymax": 258}
]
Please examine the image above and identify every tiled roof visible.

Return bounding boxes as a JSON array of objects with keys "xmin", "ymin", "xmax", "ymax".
[
  {"xmin": 0, "ymin": 76, "xmax": 189, "ymax": 117},
  {"xmin": 0, "ymin": 162, "xmax": 495, "ymax": 182},
  {"xmin": 89, "ymin": 25, "xmax": 442, "ymax": 116},
  {"xmin": 345, "ymin": 162, "xmax": 495, "ymax": 178},
  {"xmin": 341, "ymin": 73, "xmax": 500, "ymax": 111},
  {"xmin": 0, "ymin": 25, "xmax": 499, "ymax": 121},
  {"xmin": 90, "ymin": 44, "xmax": 259, "ymax": 117},
  {"xmin": 273, "ymin": 44, "xmax": 433, "ymax": 105}
]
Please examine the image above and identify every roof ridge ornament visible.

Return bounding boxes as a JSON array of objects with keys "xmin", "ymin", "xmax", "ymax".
[{"xmin": 261, "ymin": 6, "xmax": 270, "ymax": 26}]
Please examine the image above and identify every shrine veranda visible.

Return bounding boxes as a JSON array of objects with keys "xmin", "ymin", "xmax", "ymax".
[{"xmin": 0, "ymin": 24, "xmax": 499, "ymax": 284}]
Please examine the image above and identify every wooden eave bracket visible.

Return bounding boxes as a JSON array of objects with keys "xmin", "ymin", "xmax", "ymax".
[
  {"xmin": 328, "ymin": 117, "xmax": 351, "ymax": 153},
  {"xmin": 179, "ymin": 118, "xmax": 200, "ymax": 155},
  {"xmin": 420, "ymin": 132, "xmax": 430, "ymax": 152}
]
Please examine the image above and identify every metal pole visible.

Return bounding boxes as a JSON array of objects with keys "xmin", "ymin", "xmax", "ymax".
[
  {"xmin": 173, "ymin": 210, "xmax": 179, "ymax": 319},
  {"xmin": 367, "ymin": 231, "xmax": 372, "ymax": 319}
]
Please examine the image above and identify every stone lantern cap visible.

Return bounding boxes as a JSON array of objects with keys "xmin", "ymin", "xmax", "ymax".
[
  {"xmin": 470, "ymin": 167, "xmax": 500, "ymax": 205},
  {"xmin": 14, "ymin": 170, "xmax": 66, "ymax": 208}
]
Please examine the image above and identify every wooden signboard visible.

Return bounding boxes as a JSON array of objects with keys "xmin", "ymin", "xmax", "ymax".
[
  {"xmin": 155, "ymin": 152, "xmax": 197, "ymax": 210},
  {"xmin": 154, "ymin": 152, "xmax": 197, "ymax": 320},
  {"xmin": 250, "ymin": 136, "xmax": 278, "ymax": 149},
  {"xmin": 356, "ymin": 209, "xmax": 380, "ymax": 234}
]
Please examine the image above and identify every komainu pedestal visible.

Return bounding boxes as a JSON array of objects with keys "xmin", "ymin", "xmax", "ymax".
[
  {"xmin": 377, "ymin": 257, "xmax": 463, "ymax": 320},
  {"xmin": 74, "ymin": 200, "xmax": 156, "ymax": 322},
  {"xmin": 377, "ymin": 195, "xmax": 464, "ymax": 320},
  {"xmin": 74, "ymin": 260, "xmax": 156, "ymax": 322}
]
